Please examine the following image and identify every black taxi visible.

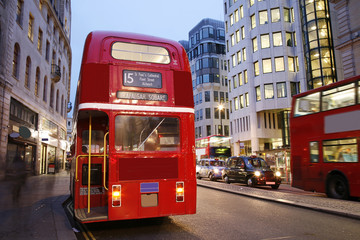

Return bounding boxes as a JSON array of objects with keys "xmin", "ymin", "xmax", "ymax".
[{"xmin": 222, "ymin": 156, "xmax": 281, "ymax": 189}]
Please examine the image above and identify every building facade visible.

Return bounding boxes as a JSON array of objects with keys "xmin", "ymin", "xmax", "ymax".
[
  {"xmin": 224, "ymin": 0, "xmax": 308, "ymax": 180},
  {"xmin": 186, "ymin": 18, "xmax": 229, "ymax": 139},
  {"xmin": 329, "ymin": 0, "xmax": 360, "ymax": 80},
  {"xmin": 0, "ymin": 0, "xmax": 71, "ymax": 177}
]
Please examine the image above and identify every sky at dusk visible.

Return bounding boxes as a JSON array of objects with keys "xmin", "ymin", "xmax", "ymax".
[{"xmin": 69, "ymin": 0, "xmax": 224, "ymax": 116}]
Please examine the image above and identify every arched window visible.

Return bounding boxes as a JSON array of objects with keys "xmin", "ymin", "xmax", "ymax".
[
  {"xmin": 50, "ymin": 82, "xmax": 54, "ymax": 108},
  {"xmin": 35, "ymin": 67, "xmax": 40, "ymax": 97},
  {"xmin": 61, "ymin": 95, "xmax": 64, "ymax": 116},
  {"xmin": 43, "ymin": 76, "xmax": 47, "ymax": 102},
  {"xmin": 25, "ymin": 56, "xmax": 31, "ymax": 88},
  {"xmin": 12, "ymin": 43, "xmax": 20, "ymax": 78},
  {"xmin": 56, "ymin": 89, "xmax": 59, "ymax": 112}
]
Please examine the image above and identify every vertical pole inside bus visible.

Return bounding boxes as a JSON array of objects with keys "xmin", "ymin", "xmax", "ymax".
[{"xmin": 88, "ymin": 114, "xmax": 92, "ymax": 213}]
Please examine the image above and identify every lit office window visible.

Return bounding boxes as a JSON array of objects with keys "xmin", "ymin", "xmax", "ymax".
[
  {"xmin": 288, "ymin": 56, "xmax": 295, "ymax": 72},
  {"xmin": 234, "ymin": 97, "xmax": 239, "ymax": 110},
  {"xmin": 284, "ymin": 8, "xmax": 290, "ymax": 22},
  {"xmin": 240, "ymin": 5, "xmax": 244, "ymax": 19},
  {"xmin": 240, "ymin": 95, "xmax": 244, "ymax": 108},
  {"xmin": 245, "ymin": 93, "xmax": 249, "ymax": 107},
  {"xmin": 235, "ymin": 9, "xmax": 239, "ymax": 22},
  {"xmin": 238, "ymin": 72, "xmax": 243, "ymax": 86},
  {"xmin": 256, "ymin": 86, "xmax": 261, "ymax": 102},
  {"xmin": 251, "ymin": 14, "xmax": 256, "ymax": 29},
  {"xmin": 250, "ymin": 0, "xmax": 255, "ymax": 6},
  {"xmin": 231, "ymin": 34, "xmax": 235, "ymax": 46},
  {"xmin": 273, "ymin": 32, "xmax": 283, "ymax": 46},
  {"xmin": 236, "ymin": 30, "xmax": 240, "ymax": 43},
  {"xmin": 252, "ymin": 37, "xmax": 258, "ymax": 52},
  {"xmin": 230, "ymin": 14, "xmax": 234, "ymax": 26},
  {"xmin": 28, "ymin": 14, "xmax": 34, "ymax": 41},
  {"xmin": 254, "ymin": 61, "xmax": 259, "ymax": 76},
  {"xmin": 259, "ymin": 10, "xmax": 268, "ymax": 25},
  {"xmin": 271, "ymin": 8, "xmax": 280, "ymax": 22},
  {"xmin": 277, "ymin": 82, "xmax": 287, "ymax": 98},
  {"xmin": 241, "ymin": 26, "xmax": 245, "ymax": 39},
  {"xmin": 232, "ymin": 54, "xmax": 236, "ymax": 67},
  {"xmin": 242, "ymin": 48, "xmax": 246, "ymax": 61},
  {"xmin": 237, "ymin": 51, "xmax": 241, "ymax": 64},
  {"xmin": 244, "ymin": 70, "xmax": 248, "ymax": 84},
  {"xmin": 275, "ymin": 57, "xmax": 285, "ymax": 72},
  {"xmin": 286, "ymin": 32, "xmax": 293, "ymax": 46},
  {"xmin": 262, "ymin": 59, "xmax": 272, "ymax": 73},
  {"xmin": 264, "ymin": 84, "xmax": 274, "ymax": 99},
  {"xmin": 261, "ymin": 34, "xmax": 270, "ymax": 48}
]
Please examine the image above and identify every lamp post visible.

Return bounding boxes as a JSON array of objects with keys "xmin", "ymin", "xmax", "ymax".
[{"xmin": 218, "ymin": 104, "xmax": 224, "ymax": 135}]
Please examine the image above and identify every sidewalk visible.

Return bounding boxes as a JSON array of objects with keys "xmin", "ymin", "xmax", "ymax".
[
  {"xmin": 197, "ymin": 179, "xmax": 360, "ymax": 220},
  {"xmin": 0, "ymin": 170, "xmax": 76, "ymax": 240}
]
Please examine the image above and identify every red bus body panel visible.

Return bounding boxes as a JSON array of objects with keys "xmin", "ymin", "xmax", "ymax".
[{"xmin": 290, "ymin": 75, "xmax": 360, "ymax": 197}]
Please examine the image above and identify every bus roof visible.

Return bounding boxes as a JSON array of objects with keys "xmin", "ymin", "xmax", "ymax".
[
  {"xmin": 293, "ymin": 75, "xmax": 360, "ymax": 99},
  {"xmin": 81, "ymin": 31, "xmax": 189, "ymax": 69}
]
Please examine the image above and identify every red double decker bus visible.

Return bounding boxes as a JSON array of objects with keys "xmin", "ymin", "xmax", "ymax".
[
  {"xmin": 70, "ymin": 31, "xmax": 196, "ymax": 223},
  {"xmin": 195, "ymin": 135, "xmax": 231, "ymax": 161},
  {"xmin": 290, "ymin": 76, "xmax": 360, "ymax": 199}
]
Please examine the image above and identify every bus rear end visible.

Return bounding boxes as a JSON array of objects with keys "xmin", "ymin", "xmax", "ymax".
[{"xmin": 71, "ymin": 31, "xmax": 196, "ymax": 223}]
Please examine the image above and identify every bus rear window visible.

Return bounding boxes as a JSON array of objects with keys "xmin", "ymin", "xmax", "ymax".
[
  {"xmin": 111, "ymin": 42, "xmax": 170, "ymax": 64},
  {"xmin": 115, "ymin": 115, "xmax": 179, "ymax": 152},
  {"xmin": 294, "ymin": 92, "xmax": 320, "ymax": 116}
]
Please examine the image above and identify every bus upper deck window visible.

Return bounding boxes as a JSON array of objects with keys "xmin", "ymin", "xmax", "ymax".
[
  {"xmin": 294, "ymin": 92, "xmax": 320, "ymax": 116},
  {"xmin": 111, "ymin": 42, "xmax": 170, "ymax": 64}
]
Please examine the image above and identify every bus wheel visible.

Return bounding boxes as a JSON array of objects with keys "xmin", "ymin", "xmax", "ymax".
[
  {"xmin": 224, "ymin": 175, "xmax": 230, "ymax": 184},
  {"xmin": 209, "ymin": 173, "xmax": 216, "ymax": 181},
  {"xmin": 247, "ymin": 177, "xmax": 255, "ymax": 187},
  {"xmin": 196, "ymin": 173, "xmax": 201, "ymax": 179},
  {"xmin": 326, "ymin": 175, "xmax": 349, "ymax": 200}
]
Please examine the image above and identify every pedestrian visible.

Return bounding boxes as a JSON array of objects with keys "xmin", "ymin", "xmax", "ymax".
[{"xmin": 9, "ymin": 154, "xmax": 27, "ymax": 204}]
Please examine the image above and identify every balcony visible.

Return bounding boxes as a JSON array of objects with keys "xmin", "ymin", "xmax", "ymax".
[{"xmin": 51, "ymin": 64, "xmax": 61, "ymax": 82}]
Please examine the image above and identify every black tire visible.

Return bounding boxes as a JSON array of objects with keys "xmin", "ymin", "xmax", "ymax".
[
  {"xmin": 224, "ymin": 175, "xmax": 230, "ymax": 184},
  {"xmin": 326, "ymin": 175, "xmax": 349, "ymax": 200},
  {"xmin": 209, "ymin": 173, "xmax": 216, "ymax": 181},
  {"xmin": 246, "ymin": 177, "xmax": 255, "ymax": 187},
  {"xmin": 271, "ymin": 184, "xmax": 280, "ymax": 189},
  {"xmin": 196, "ymin": 173, "xmax": 201, "ymax": 179}
]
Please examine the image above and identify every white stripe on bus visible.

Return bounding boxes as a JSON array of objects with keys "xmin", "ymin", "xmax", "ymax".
[{"xmin": 78, "ymin": 103, "xmax": 195, "ymax": 114}]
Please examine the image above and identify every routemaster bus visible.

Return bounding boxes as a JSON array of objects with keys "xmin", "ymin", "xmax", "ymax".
[
  {"xmin": 195, "ymin": 135, "xmax": 231, "ymax": 161},
  {"xmin": 70, "ymin": 31, "xmax": 196, "ymax": 223},
  {"xmin": 290, "ymin": 75, "xmax": 360, "ymax": 200}
]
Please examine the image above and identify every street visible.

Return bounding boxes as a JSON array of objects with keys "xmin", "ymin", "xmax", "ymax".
[{"xmin": 84, "ymin": 186, "xmax": 360, "ymax": 240}]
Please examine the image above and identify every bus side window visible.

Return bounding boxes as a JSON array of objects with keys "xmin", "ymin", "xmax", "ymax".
[
  {"xmin": 294, "ymin": 92, "xmax": 320, "ymax": 116},
  {"xmin": 309, "ymin": 141, "xmax": 319, "ymax": 163}
]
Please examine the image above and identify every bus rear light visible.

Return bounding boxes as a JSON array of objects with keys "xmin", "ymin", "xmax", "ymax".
[
  {"xmin": 176, "ymin": 182, "xmax": 184, "ymax": 202},
  {"xmin": 112, "ymin": 185, "xmax": 121, "ymax": 207}
]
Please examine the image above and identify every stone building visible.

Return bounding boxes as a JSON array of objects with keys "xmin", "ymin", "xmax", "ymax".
[{"xmin": 0, "ymin": 0, "xmax": 71, "ymax": 177}]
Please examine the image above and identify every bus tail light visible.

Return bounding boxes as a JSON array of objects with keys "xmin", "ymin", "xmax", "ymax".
[
  {"xmin": 112, "ymin": 185, "xmax": 121, "ymax": 207},
  {"xmin": 176, "ymin": 182, "xmax": 184, "ymax": 202}
]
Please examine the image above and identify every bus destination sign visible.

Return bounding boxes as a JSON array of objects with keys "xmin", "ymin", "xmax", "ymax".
[
  {"xmin": 117, "ymin": 91, "xmax": 168, "ymax": 101},
  {"xmin": 123, "ymin": 70, "xmax": 162, "ymax": 89}
]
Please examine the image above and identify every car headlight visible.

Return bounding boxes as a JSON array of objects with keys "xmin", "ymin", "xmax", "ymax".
[
  {"xmin": 275, "ymin": 171, "xmax": 281, "ymax": 177},
  {"xmin": 254, "ymin": 171, "xmax": 261, "ymax": 177},
  {"xmin": 214, "ymin": 169, "xmax": 219, "ymax": 174}
]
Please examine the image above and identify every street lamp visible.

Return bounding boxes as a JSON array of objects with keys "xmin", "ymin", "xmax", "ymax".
[{"xmin": 218, "ymin": 104, "xmax": 224, "ymax": 135}]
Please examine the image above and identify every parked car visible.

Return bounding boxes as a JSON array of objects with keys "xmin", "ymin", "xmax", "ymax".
[
  {"xmin": 196, "ymin": 159, "xmax": 225, "ymax": 181},
  {"xmin": 222, "ymin": 156, "xmax": 281, "ymax": 189}
]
